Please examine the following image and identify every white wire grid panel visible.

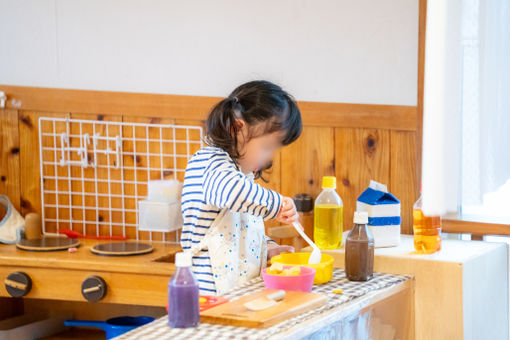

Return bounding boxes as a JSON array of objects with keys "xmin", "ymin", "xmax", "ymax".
[{"xmin": 38, "ymin": 117, "xmax": 203, "ymax": 243}]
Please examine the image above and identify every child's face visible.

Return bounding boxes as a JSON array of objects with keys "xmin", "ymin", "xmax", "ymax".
[{"xmin": 236, "ymin": 122, "xmax": 283, "ymax": 174}]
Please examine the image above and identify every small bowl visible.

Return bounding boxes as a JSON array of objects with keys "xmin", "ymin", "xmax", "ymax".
[
  {"xmin": 262, "ymin": 266, "xmax": 316, "ymax": 292},
  {"xmin": 270, "ymin": 253, "xmax": 334, "ymax": 284}
]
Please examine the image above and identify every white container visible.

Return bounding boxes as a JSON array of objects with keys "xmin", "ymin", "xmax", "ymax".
[
  {"xmin": 147, "ymin": 180, "xmax": 182, "ymax": 203},
  {"xmin": 356, "ymin": 180, "xmax": 401, "ymax": 248},
  {"xmin": 138, "ymin": 200, "xmax": 183, "ymax": 232}
]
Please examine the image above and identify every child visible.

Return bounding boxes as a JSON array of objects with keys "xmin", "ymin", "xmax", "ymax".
[{"xmin": 181, "ymin": 80, "xmax": 302, "ymax": 295}]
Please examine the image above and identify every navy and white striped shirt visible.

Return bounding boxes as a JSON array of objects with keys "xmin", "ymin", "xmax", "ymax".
[{"xmin": 180, "ymin": 146, "xmax": 282, "ymax": 294}]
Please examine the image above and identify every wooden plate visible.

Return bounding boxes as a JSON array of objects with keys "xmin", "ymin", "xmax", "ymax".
[
  {"xmin": 90, "ymin": 242, "xmax": 153, "ymax": 256},
  {"xmin": 16, "ymin": 237, "xmax": 80, "ymax": 251}
]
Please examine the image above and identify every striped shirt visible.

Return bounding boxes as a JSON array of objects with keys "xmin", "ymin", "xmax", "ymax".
[{"xmin": 180, "ymin": 146, "xmax": 282, "ymax": 294}]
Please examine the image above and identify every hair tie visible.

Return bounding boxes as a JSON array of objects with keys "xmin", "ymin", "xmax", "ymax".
[{"xmin": 232, "ymin": 96, "xmax": 239, "ymax": 104}]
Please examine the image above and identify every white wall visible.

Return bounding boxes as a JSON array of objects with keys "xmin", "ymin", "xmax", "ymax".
[{"xmin": 0, "ymin": 0, "xmax": 419, "ymax": 106}]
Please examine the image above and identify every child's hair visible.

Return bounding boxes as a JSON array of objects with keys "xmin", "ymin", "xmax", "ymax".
[{"xmin": 205, "ymin": 80, "xmax": 302, "ymax": 178}]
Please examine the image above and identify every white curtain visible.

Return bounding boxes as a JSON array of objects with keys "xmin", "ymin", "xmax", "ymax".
[
  {"xmin": 422, "ymin": 0, "xmax": 462, "ymax": 216},
  {"xmin": 422, "ymin": 0, "xmax": 510, "ymax": 216},
  {"xmin": 477, "ymin": 0, "xmax": 510, "ymax": 201}
]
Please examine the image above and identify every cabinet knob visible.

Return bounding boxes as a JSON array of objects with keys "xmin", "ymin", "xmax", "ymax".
[
  {"xmin": 5, "ymin": 272, "xmax": 32, "ymax": 297},
  {"xmin": 81, "ymin": 276, "xmax": 107, "ymax": 302}
]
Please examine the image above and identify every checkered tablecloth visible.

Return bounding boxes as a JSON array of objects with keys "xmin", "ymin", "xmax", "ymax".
[{"xmin": 115, "ymin": 269, "xmax": 410, "ymax": 340}]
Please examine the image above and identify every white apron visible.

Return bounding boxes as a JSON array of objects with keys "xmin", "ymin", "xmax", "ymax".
[
  {"xmin": 187, "ymin": 172, "xmax": 271, "ymax": 295},
  {"xmin": 202, "ymin": 208, "xmax": 267, "ymax": 295}
]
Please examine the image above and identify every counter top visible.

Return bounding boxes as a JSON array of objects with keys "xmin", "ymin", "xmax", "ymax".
[
  {"xmin": 306, "ymin": 234, "xmax": 506, "ymax": 263},
  {"xmin": 115, "ymin": 269, "xmax": 413, "ymax": 340},
  {"xmin": 0, "ymin": 238, "xmax": 180, "ymax": 275}
]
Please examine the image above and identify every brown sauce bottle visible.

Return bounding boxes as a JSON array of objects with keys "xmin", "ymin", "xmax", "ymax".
[{"xmin": 345, "ymin": 211, "xmax": 374, "ymax": 281}]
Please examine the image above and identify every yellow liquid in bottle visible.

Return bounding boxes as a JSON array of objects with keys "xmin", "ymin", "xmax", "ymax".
[
  {"xmin": 413, "ymin": 208, "xmax": 441, "ymax": 254},
  {"xmin": 314, "ymin": 204, "xmax": 343, "ymax": 250}
]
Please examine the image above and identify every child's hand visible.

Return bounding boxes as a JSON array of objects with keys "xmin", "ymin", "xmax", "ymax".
[
  {"xmin": 267, "ymin": 242, "xmax": 294, "ymax": 265},
  {"xmin": 276, "ymin": 197, "xmax": 299, "ymax": 224}
]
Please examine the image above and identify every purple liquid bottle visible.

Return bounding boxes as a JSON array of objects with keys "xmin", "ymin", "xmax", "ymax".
[{"xmin": 168, "ymin": 252, "xmax": 199, "ymax": 328}]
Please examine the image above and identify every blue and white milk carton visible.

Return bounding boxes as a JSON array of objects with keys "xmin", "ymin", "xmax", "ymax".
[{"xmin": 356, "ymin": 180, "xmax": 401, "ymax": 248}]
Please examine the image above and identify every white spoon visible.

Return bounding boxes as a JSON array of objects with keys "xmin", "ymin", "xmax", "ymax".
[{"xmin": 292, "ymin": 222, "xmax": 321, "ymax": 264}]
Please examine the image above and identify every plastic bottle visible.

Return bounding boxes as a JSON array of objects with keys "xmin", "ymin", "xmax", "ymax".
[
  {"xmin": 314, "ymin": 176, "xmax": 343, "ymax": 249},
  {"xmin": 345, "ymin": 211, "xmax": 374, "ymax": 281},
  {"xmin": 413, "ymin": 195, "xmax": 441, "ymax": 254},
  {"xmin": 168, "ymin": 252, "xmax": 199, "ymax": 328}
]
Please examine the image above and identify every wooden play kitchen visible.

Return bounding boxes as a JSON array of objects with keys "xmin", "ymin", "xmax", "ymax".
[
  {"xmin": 0, "ymin": 238, "xmax": 180, "ymax": 306},
  {"xmin": 1, "ymin": 117, "xmax": 199, "ymax": 306}
]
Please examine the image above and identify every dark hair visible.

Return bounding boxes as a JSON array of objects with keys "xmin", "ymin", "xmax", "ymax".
[{"xmin": 205, "ymin": 80, "xmax": 302, "ymax": 179}]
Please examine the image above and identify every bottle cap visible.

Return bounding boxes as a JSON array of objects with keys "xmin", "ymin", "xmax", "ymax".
[
  {"xmin": 175, "ymin": 252, "xmax": 192, "ymax": 267},
  {"xmin": 354, "ymin": 211, "xmax": 368, "ymax": 224},
  {"xmin": 322, "ymin": 176, "xmax": 336, "ymax": 189}
]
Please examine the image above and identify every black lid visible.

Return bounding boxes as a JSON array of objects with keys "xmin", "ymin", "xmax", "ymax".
[{"xmin": 293, "ymin": 193, "xmax": 314, "ymax": 212}]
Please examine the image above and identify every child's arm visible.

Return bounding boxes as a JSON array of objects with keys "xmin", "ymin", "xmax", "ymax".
[{"xmin": 203, "ymin": 158, "xmax": 281, "ymax": 220}]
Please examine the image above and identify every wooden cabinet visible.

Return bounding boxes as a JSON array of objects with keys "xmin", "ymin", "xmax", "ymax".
[
  {"xmin": 0, "ymin": 240, "xmax": 179, "ymax": 306},
  {"xmin": 320, "ymin": 235, "xmax": 509, "ymax": 340}
]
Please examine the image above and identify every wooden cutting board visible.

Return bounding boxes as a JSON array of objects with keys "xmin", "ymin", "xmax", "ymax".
[{"xmin": 200, "ymin": 289, "xmax": 328, "ymax": 328}]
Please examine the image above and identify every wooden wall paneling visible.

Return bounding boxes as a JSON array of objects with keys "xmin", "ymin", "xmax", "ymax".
[
  {"xmin": 68, "ymin": 114, "xmax": 123, "ymax": 238},
  {"xmin": 1, "ymin": 86, "xmax": 423, "ymax": 241},
  {"xmin": 0, "ymin": 85, "xmax": 219, "ymax": 121},
  {"xmin": 174, "ymin": 118, "xmax": 206, "ymax": 165},
  {"xmin": 0, "ymin": 109, "xmax": 20, "ymax": 212},
  {"xmin": 257, "ymin": 150, "xmax": 282, "ymax": 230},
  {"xmin": 19, "ymin": 111, "xmax": 70, "ymax": 235},
  {"xmin": 335, "ymin": 128, "xmax": 391, "ymax": 231},
  {"xmin": 0, "ymin": 85, "xmax": 418, "ymax": 131},
  {"xmin": 280, "ymin": 127, "xmax": 335, "ymax": 242},
  {"xmin": 298, "ymin": 102, "xmax": 418, "ymax": 131},
  {"xmin": 128, "ymin": 116, "xmax": 186, "ymax": 242},
  {"xmin": 171, "ymin": 119, "xmax": 204, "ymax": 242},
  {"xmin": 122, "ymin": 116, "xmax": 155, "ymax": 240},
  {"xmin": 281, "ymin": 127, "xmax": 336, "ymax": 200},
  {"xmin": 173, "ymin": 119, "xmax": 203, "ymax": 183},
  {"xmin": 390, "ymin": 131, "xmax": 418, "ymax": 234}
]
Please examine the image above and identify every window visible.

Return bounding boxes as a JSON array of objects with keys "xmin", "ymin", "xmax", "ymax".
[
  {"xmin": 459, "ymin": 0, "xmax": 510, "ymax": 222},
  {"xmin": 421, "ymin": 0, "xmax": 510, "ymax": 225}
]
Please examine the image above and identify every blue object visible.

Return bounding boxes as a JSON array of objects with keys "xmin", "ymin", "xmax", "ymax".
[
  {"xmin": 357, "ymin": 187, "xmax": 400, "ymax": 205},
  {"xmin": 368, "ymin": 216, "xmax": 402, "ymax": 226},
  {"xmin": 64, "ymin": 316, "xmax": 154, "ymax": 339}
]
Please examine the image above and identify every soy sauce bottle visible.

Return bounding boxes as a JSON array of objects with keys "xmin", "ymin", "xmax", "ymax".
[{"xmin": 345, "ymin": 211, "xmax": 374, "ymax": 281}]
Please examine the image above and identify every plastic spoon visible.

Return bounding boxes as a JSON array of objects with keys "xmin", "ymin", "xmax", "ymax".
[{"xmin": 292, "ymin": 222, "xmax": 321, "ymax": 264}]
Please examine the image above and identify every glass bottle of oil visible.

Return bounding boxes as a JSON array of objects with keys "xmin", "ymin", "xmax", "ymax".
[
  {"xmin": 413, "ymin": 195, "xmax": 441, "ymax": 254},
  {"xmin": 314, "ymin": 176, "xmax": 343, "ymax": 249}
]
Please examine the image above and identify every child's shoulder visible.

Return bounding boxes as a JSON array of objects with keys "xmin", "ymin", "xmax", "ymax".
[
  {"xmin": 192, "ymin": 146, "xmax": 229, "ymax": 158},
  {"xmin": 188, "ymin": 146, "xmax": 233, "ymax": 165}
]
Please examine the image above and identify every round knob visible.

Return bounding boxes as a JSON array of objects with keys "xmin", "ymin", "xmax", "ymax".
[
  {"xmin": 81, "ymin": 276, "xmax": 107, "ymax": 302},
  {"xmin": 5, "ymin": 272, "xmax": 32, "ymax": 297}
]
